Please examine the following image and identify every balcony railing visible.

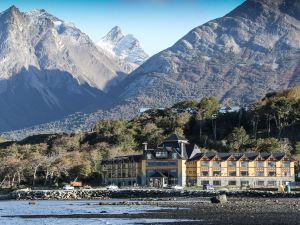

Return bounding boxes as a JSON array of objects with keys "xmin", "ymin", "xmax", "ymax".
[
  {"xmin": 228, "ymin": 166, "xmax": 236, "ymax": 171},
  {"xmin": 240, "ymin": 167, "xmax": 248, "ymax": 171}
]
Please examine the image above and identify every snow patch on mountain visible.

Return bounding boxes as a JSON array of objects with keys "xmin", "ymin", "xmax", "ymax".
[{"xmin": 97, "ymin": 26, "xmax": 149, "ymax": 73}]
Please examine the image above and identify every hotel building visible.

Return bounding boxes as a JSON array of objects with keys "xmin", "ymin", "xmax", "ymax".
[{"xmin": 101, "ymin": 134, "xmax": 295, "ymax": 187}]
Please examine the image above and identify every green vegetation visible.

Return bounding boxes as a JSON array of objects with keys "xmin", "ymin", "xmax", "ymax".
[{"xmin": 0, "ymin": 86, "xmax": 300, "ymax": 188}]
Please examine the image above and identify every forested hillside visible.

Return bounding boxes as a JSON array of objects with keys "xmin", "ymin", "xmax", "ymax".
[{"xmin": 0, "ymin": 86, "xmax": 299, "ymax": 188}]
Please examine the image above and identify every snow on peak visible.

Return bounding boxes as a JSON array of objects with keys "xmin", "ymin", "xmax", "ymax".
[
  {"xmin": 103, "ymin": 26, "xmax": 124, "ymax": 43},
  {"xmin": 97, "ymin": 26, "xmax": 149, "ymax": 72}
]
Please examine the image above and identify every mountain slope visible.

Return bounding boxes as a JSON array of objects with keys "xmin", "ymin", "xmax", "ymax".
[
  {"xmin": 116, "ymin": 0, "xmax": 300, "ymax": 109},
  {"xmin": 3, "ymin": 0, "xmax": 300, "ymax": 139},
  {"xmin": 97, "ymin": 26, "xmax": 149, "ymax": 73},
  {"xmin": 0, "ymin": 6, "xmax": 125, "ymax": 131}
]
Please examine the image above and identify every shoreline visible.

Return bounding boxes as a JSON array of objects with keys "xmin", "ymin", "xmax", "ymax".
[
  {"xmin": 3, "ymin": 188, "xmax": 300, "ymax": 201},
  {"xmin": 3, "ymin": 197, "xmax": 300, "ymax": 225}
]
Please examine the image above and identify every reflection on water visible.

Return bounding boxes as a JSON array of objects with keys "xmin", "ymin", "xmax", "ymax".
[{"xmin": 0, "ymin": 200, "xmax": 187, "ymax": 225}]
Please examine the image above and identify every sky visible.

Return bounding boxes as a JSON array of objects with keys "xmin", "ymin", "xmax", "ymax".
[{"xmin": 0, "ymin": 0, "xmax": 245, "ymax": 56}]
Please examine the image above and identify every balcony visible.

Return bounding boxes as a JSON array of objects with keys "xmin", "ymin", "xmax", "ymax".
[
  {"xmin": 240, "ymin": 167, "xmax": 248, "ymax": 171},
  {"xmin": 228, "ymin": 166, "xmax": 236, "ymax": 171},
  {"xmin": 212, "ymin": 167, "xmax": 221, "ymax": 171}
]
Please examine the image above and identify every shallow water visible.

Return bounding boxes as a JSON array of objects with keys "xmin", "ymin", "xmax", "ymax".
[{"xmin": 0, "ymin": 200, "xmax": 186, "ymax": 225}]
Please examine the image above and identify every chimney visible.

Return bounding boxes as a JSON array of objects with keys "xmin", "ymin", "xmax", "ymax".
[{"xmin": 142, "ymin": 142, "xmax": 148, "ymax": 151}]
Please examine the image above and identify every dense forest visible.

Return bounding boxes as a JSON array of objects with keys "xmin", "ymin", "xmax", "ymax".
[{"xmin": 0, "ymin": 86, "xmax": 300, "ymax": 188}]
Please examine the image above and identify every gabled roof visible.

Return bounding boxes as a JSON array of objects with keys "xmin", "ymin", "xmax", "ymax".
[
  {"xmin": 272, "ymin": 152, "xmax": 294, "ymax": 161},
  {"xmin": 187, "ymin": 152, "xmax": 292, "ymax": 162},
  {"xmin": 164, "ymin": 134, "xmax": 188, "ymax": 142},
  {"xmin": 186, "ymin": 144, "xmax": 201, "ymax": 159},
  {"xmin": 218, "ymin": 153, "xmax": 232, "ymax": 160},
  {"xmin": 245, "ymin": 152, "xmax": 259, "ymax": 160},
  {"xmin": 259, "ymin": 152, "xmax": 271, "ymax": 160},
  {"xmin": 232, "ymin": 153, "xmax": 245, "ymax": 160},
  {"xmin": 272, "ymin": 152, "xmax": 286, "ymax": 160},
  {"xmin": 206, "ymin": 151, "xmax": 217, "ymax": 160},
  {"xmin": 188, "ymin": 153, "xmax": 203, "ymax": 161}
]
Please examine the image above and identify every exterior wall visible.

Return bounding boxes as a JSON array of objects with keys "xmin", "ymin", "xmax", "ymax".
[
  {"xmin": 101, "ymin": 160, "xmax": 141, "ymax": 186},
  {"xmin": 101, "ymin": 154, "xmax": 295, "ymax": 187},
  {"xmin": 186, "ymin": 161, "xmax": 197, "ymax": 186},
  {"xmin": 141, "ymin": 160, "xmax": 147, "ymax": 186},
  {"xmin": 192, "ymin": 158, "xmax": 295, "ymax": 187},
  {"xmin": 145, "ymin": 159, "xmax": 179, "ymax": 186},
  {"xmin": 178, "ymin": 160, "xmax": 187, "ymax": 186}
]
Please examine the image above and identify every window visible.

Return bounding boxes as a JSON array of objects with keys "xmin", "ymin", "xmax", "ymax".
[
  {"xmin": 240, "ymin": 171, "xmax": 248, "ymax": 176},
  {"xmin": 155, "ymin": 151, "xmax": 168, "ymax": 158},
  {"xmin": 257, "ymin": 181, "xmax": 264, "ymax": 186},
  {"xmin": 201, "ymin": 180, "xmax": 209, "ymax": 185},
  {"xmin": 229, "ymin": 171, "xmax": 236, "ymax": 176},
  {"xmin": 212, "ymin": 161, "xmax": 221, "ymax": 167},
  {"xmin": 283, "ymin": 172, "xmax": 290, "ymax": 177},
  {"xmin": 213, "ymin": 180, "xmax": 221, "ymax": 186},
  {"xmin": 283, "ymin": 161, "xmax": 290, "ymax": 168},
  {"xmin": 256, "ymin": 171, "xmax": 264, "ymax": 177},
  {"xmin": 147, "ymin": 153, "xmax": 152, "ymax": 160},
  {"xmin": 268, "ymin": 171, "xmax": 276, "ymax": 177},
  {"xmin": 240, "ymin": 161, "xmax": 248, "ymax": 167},
  {"xmin": 228, "ymin": 180, "xmax": 236, "ymax": 186},
  {"xmin": 172, "ymin": 153, "xmax": 177, "ymax": 159},
  {"xmin": 241, "ymin": 181, "xmax": 249, "ymax": 186},
  {"xmin": 228, "ymin": 161, "xmax": 236, "ymax": 167},
  {"xmin": 267, "ymin": 181, "xmax": 277, "ymax": 186},
  {"xmin": 268, "ymin": 161, "xmax": 276, "ymax": 168},
  {"xmin": 256, "ymin": 161, "xmax": 264, "ymax": 167},
  {"xmin": 201, "ymin": 161, "xmax": 209, "ymax": 167},
  {"xmin": 201, "ymin": 171, "xmax": 209, "ymax": 176},
  {"xmin": 213, "ymin": 171, "xmax": 221, "ymax": 176}
]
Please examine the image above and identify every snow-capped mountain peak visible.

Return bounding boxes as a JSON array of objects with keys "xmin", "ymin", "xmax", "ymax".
[
  {"xmin": 97, "ymin": 26, "xmax": 149, "ymax": 73},
  {"xmin": 0, "ymin": 6, "xmax": 126, "ymax": 131},
  {"xmin": 102, "ymin": 26, "xmax": 124, "ymax": 43}
]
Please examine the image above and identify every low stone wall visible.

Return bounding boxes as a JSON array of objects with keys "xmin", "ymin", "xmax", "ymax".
[{"xmin": 3, "ymin": 189, "xmax": 300, "ymax": 201}]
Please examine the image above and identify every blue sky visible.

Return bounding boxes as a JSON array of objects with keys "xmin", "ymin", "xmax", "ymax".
[{"xmin": 0, "ymin": 0, "xmax": 245, "ymax": 55}]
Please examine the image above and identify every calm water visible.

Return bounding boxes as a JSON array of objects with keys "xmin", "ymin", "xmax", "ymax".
[{"xmin": 0, "ymin": 200, "xmax": 186, "ymax": 225}]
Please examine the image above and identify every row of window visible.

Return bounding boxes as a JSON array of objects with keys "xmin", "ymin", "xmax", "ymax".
[
  {"xmin": 200, "ymin": 180, "xmax": 279, "ymax": 186},
  {"xmin": 147, "ymin": 161, "xmax": 177, "ymax": 167},
  {"xmin": 107, "ymin": 172, "xmax": 137, "ymax": 178},
  {"xmin": 147, "ymin": 153, "xmax": 178, "ymax": 160},
  {"xmin": 200, "ymin": 161, "xmax": 290, "ymax": 167},
  {"xmin": 199, "ymin": 171, "xmax": 290, "ymax": 177},
  {"xmin": 104, "ymin": 164, "xmax": 137, "ymax": 169}
]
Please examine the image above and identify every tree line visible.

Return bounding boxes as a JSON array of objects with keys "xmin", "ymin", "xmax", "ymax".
[{"xmin": 0, "ymin": 86, "xmax": 300, "ymax": 188}]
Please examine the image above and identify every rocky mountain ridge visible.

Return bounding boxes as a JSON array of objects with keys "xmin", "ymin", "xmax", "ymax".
[
  {"xmin": 97, "ymin": 26, "xmax": 149, "ymax": 73},
  {"xmin": 0, "ymin": 6, "xmax": 125, "ymax": 131},
  {"xmin": 116, "ymin": 0, "xmax": 300, "ymax": 109},
  {"xmin": 2, "ymin": 0, "xmax": 300, "ymax": 139}
]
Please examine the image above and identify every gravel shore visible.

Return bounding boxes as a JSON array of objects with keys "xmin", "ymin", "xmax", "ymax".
[{"xmin": 4, "ymin": 197, "xmax": 300, "ymax": 225}]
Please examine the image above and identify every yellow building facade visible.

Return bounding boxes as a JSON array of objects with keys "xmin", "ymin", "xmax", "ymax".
[
  {"xmin": 186, "ymin": 152, "xmax": 295, "ymax": 187},
  {"xmin": 101, "ymin": 134, "xmax": 295, "ymax": 187}
]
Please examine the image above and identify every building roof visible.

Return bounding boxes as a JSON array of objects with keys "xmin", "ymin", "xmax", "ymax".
[
  {"xmin": 101, "ymin": 154, "xmax": 143, "ymax": 164},
  {"xmin": 186, "ymin": 144, "xmax": 201, "ymax": 159},
  {"xmin": 188, "ymin": 152, "xmax": 293, "ymax": 162},
  {"xmin": 164, "ymin": 134, "xmax": 188, "ymax": 142}
]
